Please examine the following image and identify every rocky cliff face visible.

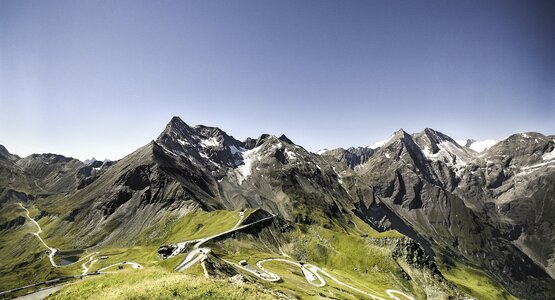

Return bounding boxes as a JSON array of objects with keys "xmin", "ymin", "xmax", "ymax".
[
  {"xmin": 340, "ymin": 128, "xmax": 555, "ymax": 299},
  {"xmin": 319, "ymin": 146, "xmax": 375, "ymax": 169}
]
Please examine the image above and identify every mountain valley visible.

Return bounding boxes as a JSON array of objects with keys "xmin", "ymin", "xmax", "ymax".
[{"xmin": 1, "ymin": 117, "xmax": 554, "ymax": 299}]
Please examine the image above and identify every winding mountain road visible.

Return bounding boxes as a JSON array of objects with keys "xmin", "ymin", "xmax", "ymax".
[
  {"xmin": 171, "ymin": 210, "xmax": 415, "ymax": 300},
  {"xmin": 173, "ymin": 212, "xmax": 275, "ymax": 270},
  {"xmin": 4, "ymin": 203, "xmax": 144, "ymax": 297},
  {"xmin": 19, "ymin": 203, "xmax": 104, "ymax": 271},
  {"xmin": 245, "ymin": 258, "xmax": 414, "ymax": 300}
]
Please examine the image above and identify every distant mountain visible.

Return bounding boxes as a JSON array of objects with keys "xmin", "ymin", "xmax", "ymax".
[
  {"xmin": 319, "ymin": 147, "xmax": 374, "ymax": 169},
  {"xmin": 1, "ymin": 117, "xmax": 554, "ymax": 299}
]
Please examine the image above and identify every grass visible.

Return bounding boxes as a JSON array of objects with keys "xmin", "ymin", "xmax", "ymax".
[
  {"xmin": 350, "ymin": 213, "xmax": 404, "ymax": 238},
  {"xmin": 258, "ymin": 259, "xmax": 366, "ymax": 299},
  {"xmin": 47, "ymin": 266, "xmax": 277, "ymax": 300},
  {"xmin": 215, "ymin": 220, "xmax": 415, "ymax": 299},
  {"xmin": 1, "ymin": 204, "xmax": 518, "ymax": 300},
  {"xmin": 290, "ymin": 224, "xmax": 410, "ymax": 297},
  {"xmin": 0, "ymin": 206, "xmax": 246, "ymax": 294},
  {"xmin": 138, "ymin": 208, "xmax": 249, "ymax": 245},
  {"xmin": 0, "ymin": 203, "xmax": 80, "ymax": 292},
  {"xmin": 440, "ymin": 264, "xmax": 517, "ymax": 300}
]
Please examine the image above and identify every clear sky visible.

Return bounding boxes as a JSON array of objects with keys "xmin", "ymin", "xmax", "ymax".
[{"xmin": 1, "ymin": 0, "xmax": 554, "ymax": 160}]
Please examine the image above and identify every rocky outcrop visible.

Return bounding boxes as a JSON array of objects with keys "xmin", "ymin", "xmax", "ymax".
[
  {"xmin": 203, "ymin": 254, "xmax": 240, "ymax": 279},
  {"xmin": 392, "ymin": 238, "xmax": 441, "ymax": 276},
  {"xmin": 0, "ymin": 216, "xmax": 25, "ymax": 231}
]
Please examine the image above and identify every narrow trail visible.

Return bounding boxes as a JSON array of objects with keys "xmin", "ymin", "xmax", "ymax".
[
  {"xmin": 18, "ymin": 203, "xmax": 140, "ymax": 275},
  {"xmin": 19, "ymin": 203, "xmax": 58, "ymax": 267},
  {"xmin": 232, "ymin": 210, "xmax": 245, "ymax": 229},
  {"xmin": 2, "ymin": 204, "xmax": 144, "ymax": 297}
]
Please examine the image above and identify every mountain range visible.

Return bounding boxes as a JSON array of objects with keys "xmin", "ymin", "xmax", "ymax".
[{"xmin": 1, "ymin": 116, "xmax": 554, "ymax": 299}]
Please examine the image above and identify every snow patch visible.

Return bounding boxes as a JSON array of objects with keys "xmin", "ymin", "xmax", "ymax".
[
  {"xmin": 285, "ymin": 149, "xmax": 297, "ymax": 160},
  {"xmin": 543, "ymin": 149, "xmax": 555, "ymax": 161},
  {"xmin": 200, "ymin": 137, "xmax": 220, "ymax": 148},
  {"xmin": 369, "ymin": 134, "xmax": 394, "ymax": 149},
  {"xmin": 421, "ymin": 147, "xmax": 439, "ymax": 159},
  {"xmin": 422, "ymin": 142, "xmax": 469, "ymax": 176},
  {"xmin": 332, "ymin": 166, "xmax": 344, "ymax": 185},
  {"xmin": 542, "ymin": 149, "xmax": 555, "ymax": 160},
  {"xmin": 159, "ymin": 144, "xmax": 187, "ymax": 158},
  {"xmin": 468, "ymin": 140, "xmax": 497, "ymax": 152},
  {"xmin": 235, "ymin": 146, "xmax": 261, "ymax": 184},
  {"xmin": 455, "ymin": 140, "xmax": 466, "ymax": 147},
  {"xmin": 198, "ymin": 151, "xmax": 220, "ymax": 167},
  {"xmin": 515, "ymin": 151, "xmax": 555, "ymax": 177},
  {"xmin": 229, "ymin": 145, "xmax": 246, "ymax": 155},
  {"xmin": 384, "ymin": 153, "xmax": 390, "ymax": 158},
  {"xmin": 516, "ymin": 160, "xmax": 555, "ymax": 176}
]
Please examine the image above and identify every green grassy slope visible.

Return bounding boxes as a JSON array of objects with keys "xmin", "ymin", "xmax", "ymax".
[
  {"xmin": 2, "ymin": 206, "xmax": 517, "ymax": 300},
  {"xmin": 48, "ymin": 267, "xmax": 277, "ymax": 300},
  {"xmin": 440, "ymin": 264, "xmax": 517, "ymax": 300},
  {"xmin": 0, "ymin": 203, "xmax": 75, "ymax": 291}
]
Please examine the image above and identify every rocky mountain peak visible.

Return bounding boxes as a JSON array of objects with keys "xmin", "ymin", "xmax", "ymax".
[
  {"xmin": 27, "ymin": 153, "xmax": 76, "ymax": 163},
  {"xmin": 194, "ymin": 125, "xmax": 243, "ymax": 150},
  {"xmin": 394, "ymin": 128, "xmax": 410, "ymax": 138},
  {"xmin": 153, "ymin": 117, "xmax": 254, "ymax": 172},
  {"xmin": 170, "ymin": 115, "xmax": 186, "ymax": 126},
  {"xmin": 0, "ymin": 144, "xmax": 10, "ymax": 159},
  {"xmin": 320, "ymin": 146, "xmax": 374, "ymax": 169},
  {"xmin": 83, "ymin": 157, "xmax": 98, "ymax": 165},
  {"xmin": 254, "ymin": 134, "xmax": 272, "ymax": 148},
  {"xmin": 278, "ymin": 134, "xmax": 294, "ymax": 145},
  {"xmin": 486, "ymin": 132, "xmax": 554, "ymax": 168},
  {"xmin": 422, "ymin": 128, "xmax": 456, "ymax": 144},
  {"xmin": 492, "ymin": 132, "xmax": 551, "ymax": 152},
  {"xmin": 378, "ymin": 129, "xmax": 411, "ymax": 149},
  {"xmin": 463, "ymin": 139, "xmax": 476, "ymax": 147},
  {"xmin": 158, "ymin": 116, "xmax": 197, "ymax": 142},
  {"xmin": 413, "ymin": 128, "xmax": 462, "ymax": 155},
  {"xmin": 242, "ymin": 137, "xmax": 257, "ymax": 150}
]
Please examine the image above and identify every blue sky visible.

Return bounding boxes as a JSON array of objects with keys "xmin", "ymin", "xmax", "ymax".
[{"xmin": 1, "ymin": 0, "xmax": 554, "ymax": 160}]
